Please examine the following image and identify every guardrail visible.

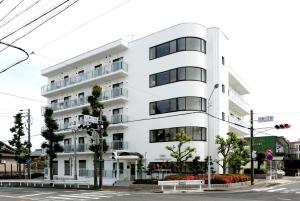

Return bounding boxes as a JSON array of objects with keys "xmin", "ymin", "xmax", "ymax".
[
  {"xmin": 0, "ymin": 179, "xmax": 91, "ymax": 188},
  {"xmin": 158, "ymin": 180, "xmax": 204, "ymax": 192}
]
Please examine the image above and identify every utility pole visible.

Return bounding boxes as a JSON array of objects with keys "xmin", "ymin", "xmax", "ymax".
[
  {"xmin": 73, "ymin": 130, "xmax": 78, "ymax": 180},
  {"xmin": 250, "ymin": 110, "xmax": 254, "ymax": 185},
  {"xmin": 98, "ymin": 111, "xmax": 103, "ymax": 190}
]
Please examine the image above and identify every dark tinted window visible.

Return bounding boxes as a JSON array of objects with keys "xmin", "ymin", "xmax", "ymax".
[
  {"xmin": 156, "ymin": 99, "xmax": 170, "ymax": 114},
  {"xmin": 186, "ymin": 67, "xmax": 201, "ymax": 80},
  {"xmin": 156, "ymin": 71, "xmax": 169, "ymax": 86},
  {"xmin": 156, "ymin": 43, "xmax": 170, "ymax": 58},
  {"xmin": 178, "ymin": 67, "xmax": 186, "ymax": 81},
  {"xmin": 177, "ymin": 38, "xmax": 186, "ymax": 51}
]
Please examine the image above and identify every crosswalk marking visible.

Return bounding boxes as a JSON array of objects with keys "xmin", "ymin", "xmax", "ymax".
[{"xmin": 267, "ymin": 188, "xmax": 287, "ymax": 192}]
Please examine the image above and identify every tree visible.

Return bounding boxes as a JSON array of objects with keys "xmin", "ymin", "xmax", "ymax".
[
  {"xmin": 204, "ymin": 156, "xmax": 214, "ymax": 173},
  {"xmin": 215, "ymin": 132, "xmax": 250, "ymax": 174},
  {"xmin": 256, "ymin": 152, "xmax": 266, "ymax": 170},
  {"xmin": 41, "ymin": 108, "xmax": 64, "ymax": 180},
  {"xmin": 82, "ymin": 85, "xmax": 109, "ymax": 187},
  {"xmin": 9, "ymin": 113, "xmax": 29, "ymax": 176},
  {"xmin": 165, "ymin": 130, "xmax": 196, "ymax": 174}
]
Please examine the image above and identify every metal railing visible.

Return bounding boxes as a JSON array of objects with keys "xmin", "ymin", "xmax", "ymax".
[
  {"xmin": 41, "ymin": 61, "xmax": 128, "ymax": 94},
  {"xmin": 79, "ymin": 169, "xmax": 93, "ymax": 177}
]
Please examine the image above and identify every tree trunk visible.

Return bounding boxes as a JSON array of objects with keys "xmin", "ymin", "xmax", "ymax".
[
  {"xmin": 49, "ymin": 159, "xmax": 53, "ymax": 180},
  {"xmin": 93, "ymin": 148, "xmax": 98, "ymax": 188}
]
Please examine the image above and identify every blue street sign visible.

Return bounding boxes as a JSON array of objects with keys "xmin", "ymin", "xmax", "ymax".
[{"xmin": 26, "ymin": 159, "xmax": 33, "ymax": 166}]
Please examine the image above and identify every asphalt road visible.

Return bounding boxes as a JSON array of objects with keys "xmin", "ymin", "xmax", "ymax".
[{"xmin": 1, "ymin": 181, "xmax": 300, "ymax": 201}]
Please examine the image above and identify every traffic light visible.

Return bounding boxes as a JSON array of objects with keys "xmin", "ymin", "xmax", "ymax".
[
  {"xmin": 112, "ymin": 152, "xmax": 118, "ymax": 160},
  {"xmin": 274, "ymin": 124, "xmax": 291, "ymax": 129}
]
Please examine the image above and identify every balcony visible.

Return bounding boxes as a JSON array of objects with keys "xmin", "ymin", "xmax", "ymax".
[
  {"xmin": 45, "ymin": 98, "xmax": 89, "ymax": 115},
  {"xmin": 228, "ymin": 114, "xmax": 249, "ymax": 137},
  {"xmin": 63, "ymin": 144, "xmax": 90, "ymax": 153},
  {"xmin": 100, "ymin": 88, "xmax": 128, "ymax": 105},
  {"xmin": 108, "ymin": 114, "xmax": 128, "ymax": 129},
  {"xmin": 41, "ymin": 61, "xmax": 128, "ymax": 96},
  {"xmin": 109, "ymin": 140, "xmax": 128, "ymax": 150},
  {"xmin": 228, "ymin": 87, "xmax": 250, "ymax": 115}
]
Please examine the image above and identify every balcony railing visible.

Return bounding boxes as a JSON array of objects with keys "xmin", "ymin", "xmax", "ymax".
[
  {"xmin": 49, "ymin": 97, "xmax": 88, "ymax": 112},
  {"xmin": 109, "ymin": 140, "xmax": 128, "ymax": 150},
  {"xmin": 228, "ymin": 87, "xmax": 250, "ymax": 110},
  {"xmin": 79, "ymin": 169, "xmax": 93, "ymax": 177},
  {"xmin": 63, "ymin": 144, "xmax": 90, "ymax": 153},
  {"xmin": 110, "ymin": 114, "xmax": 128, "ymax": 124},
  {"xmin": 41, "ymin": 61, "xmax": 128, "ymax": 94},
  {"xmin": 100, "ymin": 88, "xmax": 128, "ymax": 101},
  {"xmin": 228, "ymin": 114, "xmax": 249, "ymax": 129}
]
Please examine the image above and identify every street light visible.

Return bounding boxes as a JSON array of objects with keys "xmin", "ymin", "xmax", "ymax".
[{"xmin": 207, "ymin": 84, "xmax": 219, "ymax": 189}]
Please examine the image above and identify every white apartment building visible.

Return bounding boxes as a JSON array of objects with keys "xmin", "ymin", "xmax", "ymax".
[{"xmin": 41, "ymin": 23, "xmax": 250, "ymax": 184}]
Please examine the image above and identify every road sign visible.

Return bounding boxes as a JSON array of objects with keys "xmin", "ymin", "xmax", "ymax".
[
  {"xmin": 258, "ymin": 116, "xmax": 274, "ymax": 123},
  {"xmin": 267, "ymin": 155, "xmax": 273, "ymax": 161},
  {"xmin": 84, "ymin": 115, "xmax": 98, "ymax": 124},
  {"xmin": 26, "ymin": 159, "xmax": 33, "ymax": 166}
]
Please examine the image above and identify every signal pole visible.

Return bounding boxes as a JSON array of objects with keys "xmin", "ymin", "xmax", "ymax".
[
  {"xmin": 99, "ymin": 111, "xmax": 103, "ymax": 190},
  {"xmin": 250, "ymin": 110, "xmax": 254, "ymax": 185}
]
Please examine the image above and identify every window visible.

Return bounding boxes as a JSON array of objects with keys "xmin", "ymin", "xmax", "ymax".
[
  {"xmin": 53, "ymin": 161, "xmax": 58, "ymax": 175},
  {"xmin": 51, "ymin": 99, "xmax": 58, "ymax": 110},
  {"xmin": 222, "ymin": 56, "xmax": 225, "ymax": 65},
  {"xmin": 112, "ymin": 57, "xmax": 123, "ymax": 70},
  {"xmin": 222, "ymin": 84, "xmax": 225, "ymax": 93},
  {"xmin": 78, "ymin": 70, "xmax": 84, "ymax": 80},
  {"xmin": 156, "ymin": 42, "xmax": 170, "ymax": 58},
  {"xmin": 150, "ymin": 96, "xmax": 206, "ymax": 115},
  {"xmin": 63, "ymin": 75, "xmax": 69, "ymax": 86},
  {"xmin": 150, "ymin": 126, "xmax": 207, "ymax": 143},
  {"xmin": 78, "ymin": 115, "xmax": 84, "ymax": 124},
  {"xmin": 63, "ymin": 117, "xmax": 70, "ymax": 129},
  {"xmin": 149, "ymin": 37, "xmax": 206, "ymax": 60},
  {"xmin": 64, "ymin": 160, "xmax": 70, "ymax": 175},
  {"xmin": 222, "ymin": 112, "xmax": 225, "ymax": 121},
  {"xmin": 64, "ymin": 96, "xmax": 71, "ymax": 108},
  {"xmin": 186, "ymin": 38, "xmax": 201, "ymax": 51},
  {"xmin": 78, "ymin": 92, "xmax": 85, "ymax": 105},
  {"xmin": 94, "ymin": 64, "xmax": 102, "ymax": 76},
  {"xmin": 149, "ymin": 66, "xmax": 206, "ymax": 87}
]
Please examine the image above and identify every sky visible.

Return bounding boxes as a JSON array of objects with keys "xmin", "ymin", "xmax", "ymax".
[{"xmin": 0, "ymin": 0, "xmax": 300, "ymax": 150}]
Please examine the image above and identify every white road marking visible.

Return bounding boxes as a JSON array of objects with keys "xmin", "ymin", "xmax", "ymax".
[
  {"xmin": 267, "ymin": 188, "xmax": 287, "ymax": 192},
  {"xmin": 46, "ymin": 197, "xmax": 73, "ymax": 200},
  {"xmin": 22, "ymin": 192, "xmax": 55, "ymax": 197},
  {"xmin": 252, "ymin": 187, "xmax": 276, "ymax": 191}
]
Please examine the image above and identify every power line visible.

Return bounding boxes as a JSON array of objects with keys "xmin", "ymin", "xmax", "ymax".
[
  {"xmin": 0, "ymin": 0, "xmax": 42, "ymax": 29},
  {"xmin": 35, "ymin": 0, "xmax": 131, "ymax": 51},
  {"xmin": 0, "ymin": 0, "xmax": 5, "ymax": 5},
  {"xmin": 0, "ymin": 0, "xmax": 71, "ymax": 41},
  {"xmin": 0, "ymin": 41, "xmax": 29, "ymax": 73},
  {"xmin": 0, "ymin": 90, "xmax": 46, "ymax": 103},
  {"xmin": 0, "ymin": 0, "xmax": 80, "ymax": 53},
  {"xmin": 0, "ymin": 0, "xmax": 25, "ymax": 23}
]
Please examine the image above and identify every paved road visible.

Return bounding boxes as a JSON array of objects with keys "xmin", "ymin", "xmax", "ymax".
[{"xmin": 1, "ymin": 181, "xmax": 300, "ymax": 201}]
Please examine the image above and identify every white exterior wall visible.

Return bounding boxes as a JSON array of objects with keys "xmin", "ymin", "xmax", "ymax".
[{"xmin": 41, "ymin": 23, "xmax": 250, "ymax": 182}]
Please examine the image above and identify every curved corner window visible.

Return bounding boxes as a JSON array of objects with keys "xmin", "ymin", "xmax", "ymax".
[
  {"xmin": 149, "ymin": 67, "xmax": 206, "ymax": 87},
  {"xmin": 150, "ymin": 126, "xmax": 207, "ymax": 143},
  {"xmin": 149, "ymin": 37, "xmax": 206, "ymax": 60},
  {"xmin": 149, "ymin": 96, "xmax": 206, "ymax": 115}
]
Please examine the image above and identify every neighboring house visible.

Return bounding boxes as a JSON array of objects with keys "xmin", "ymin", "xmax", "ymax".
[
  {"xmin": 289, "ymin": 139, "xmax": 300, "ymax": 159},
  {"xmin": 40, "ymin": 23, "xmax": 250, "ymax": 184},
  {"xmin": 245, "ymin": 136, "xmax": 290, "ymax": 170},
  {"xmin": 0, "ymin": 141, "xmax": 25, "ymax": 175}
]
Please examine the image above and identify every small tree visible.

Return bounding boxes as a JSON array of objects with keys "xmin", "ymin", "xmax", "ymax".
[
  {"xmin": 215, "ymin": 132, "xmax": 250, "ymax": 174},
  {"xmin": 82, "ymin": 85, "xmax": 109, "ymax": 187},
  {"xmin": 256, "ymin": 152, "xmax": 266, "ymax": 170},
  {"xmin": 41, "ymin": 108, "xmax": 64, "ymax": 180},
  {"xmin": 9, "ymin": 113, "xmax": 29, "ymax": 176},
  {"xmin": 166, "ymin": 130, "xmax": 196, "ymax": 174}
]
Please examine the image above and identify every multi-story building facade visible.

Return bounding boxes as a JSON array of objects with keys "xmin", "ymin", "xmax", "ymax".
[
  {"xmin": 289, "ymin": 139, "xmax": 300, "ymax": 159},
  {"xmin": 41, "ymin": 23, "xmax": 250, "ymax": 184}
]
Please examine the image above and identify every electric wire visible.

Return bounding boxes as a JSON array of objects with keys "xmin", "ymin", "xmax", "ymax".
[
  {"xmin": 0, "ymin": 0, "xmax": 5, "ymax": 5},
  {"xmin": 0, "ymin": 0, "xmax": 80, "ymax": 53},
  {"xmin": 0, "ymin": 0, "xmax": 71, "ymax": 41},
  {"xmin": 0, "ymin": 41, "xmax": 29, "ymax": 73},
  {"xmin": 0, "ymin": 0, "xmax": 25, "ymax": 23},
  {"xmin": 0, "ymin": 0, "xmax": 42, "ymax": 29}
]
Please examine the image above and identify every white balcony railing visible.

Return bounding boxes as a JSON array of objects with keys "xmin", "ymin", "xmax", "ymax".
[
  {"xmin": 228, "ymin": 114, "xmax": 249, "ymax": 129},
  {"xmin": 100, "ymin": 88, "xmax": 128, "ymax": 101},
  {"xmin": 63, "ymin": 144, "xmax": 90, "ymax": 153},
  {"xmin": 41, "ymin": 61, "xmax": 128, "ymax": 95},
  {"xmin": 109, "ymin": 114, "xmax": 128, "ymax": 124},
  {"xmin": 109, "ymin": 140, "xmax": 128, "ymax": 150},
  {"xmin": 228, "ymin": 87, "xmax": 250, "ymax": 110}
]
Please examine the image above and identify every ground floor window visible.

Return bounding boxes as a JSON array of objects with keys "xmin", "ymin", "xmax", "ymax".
[
  {"xmin": 64, "ymin": 160, "xmax": 70, "ymax": 176},
  {"xmin": 53, "ymin": 161, "xmax": 58, "ymax": 175}
]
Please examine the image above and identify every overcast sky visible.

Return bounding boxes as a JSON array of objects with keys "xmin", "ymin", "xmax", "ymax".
[{"xmin": 0, "ymin": 0, "xmax": 300, "ymax": 150}]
